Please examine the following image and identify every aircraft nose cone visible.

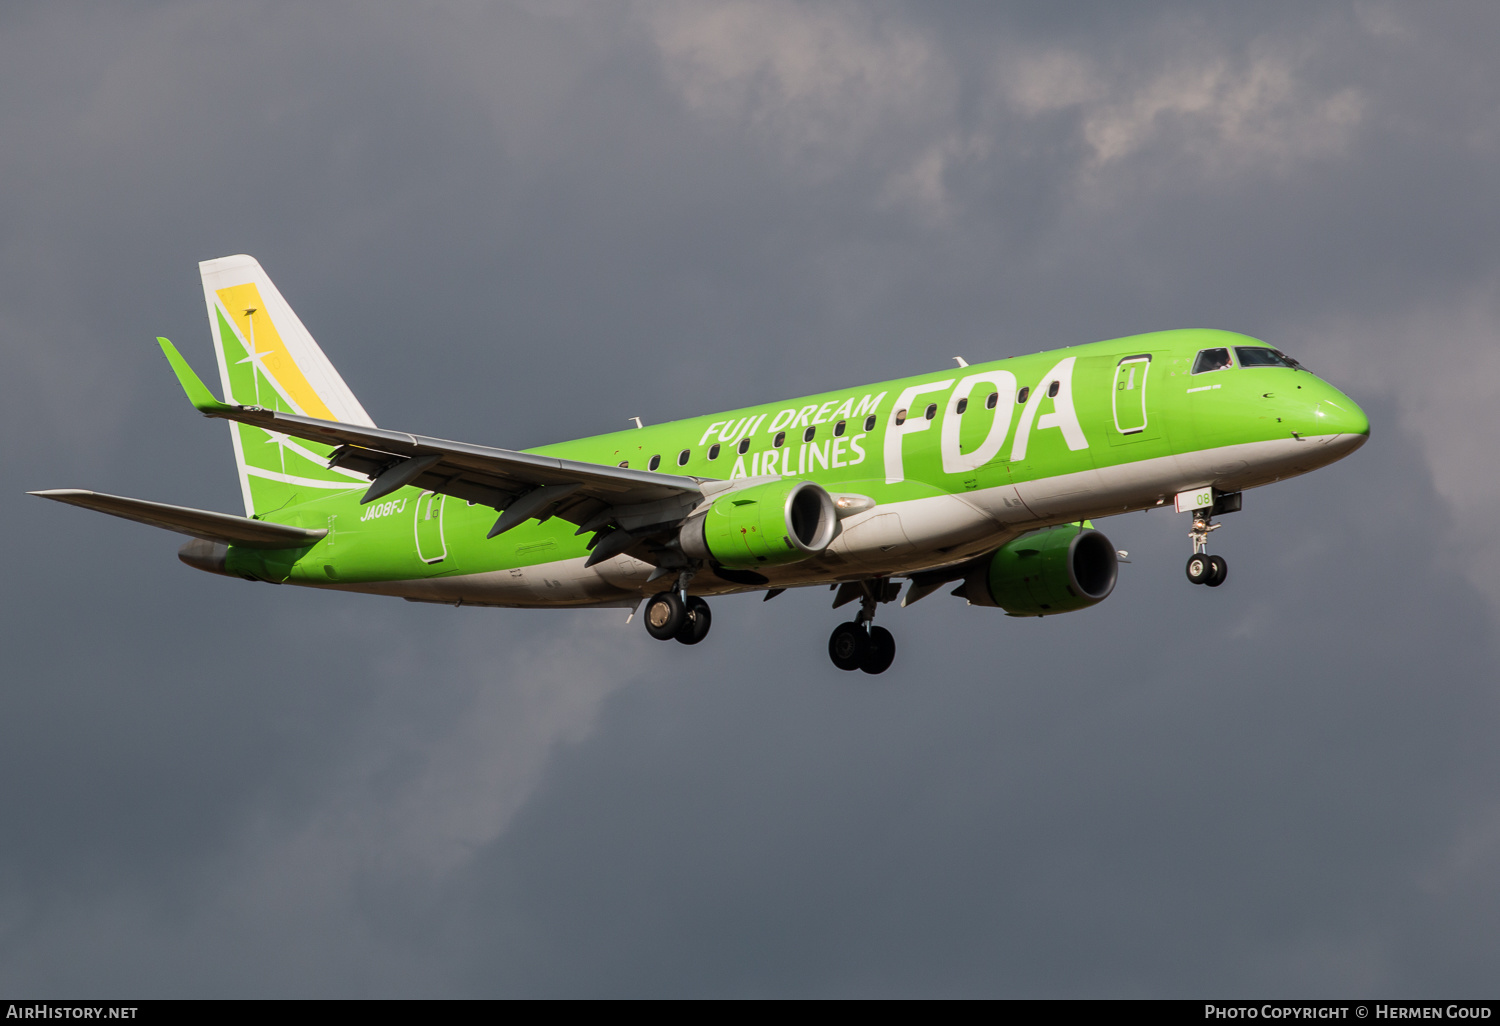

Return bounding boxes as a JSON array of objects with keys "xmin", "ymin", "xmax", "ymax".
[
  {"xmin": 1317, "ymin": 395, "xmax": 1369, "ymax": 436},
  {"xmin": 1315, "ymin": 393, "xmax": 1370, "ymax": 454}
]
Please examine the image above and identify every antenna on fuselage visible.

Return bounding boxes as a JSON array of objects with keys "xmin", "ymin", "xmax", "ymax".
[
  {"xmin": 953, "ymin": 357, "xmax": 969, "ymax": 367},
  {"xmin": 628, "ymin": 417, "xmax": 643, "ymax": 429}
]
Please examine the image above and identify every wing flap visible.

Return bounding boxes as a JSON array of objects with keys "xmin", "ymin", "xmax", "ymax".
[{"xmin": 30, "ymin": 490, "xmax": 327, "ymax": 549}]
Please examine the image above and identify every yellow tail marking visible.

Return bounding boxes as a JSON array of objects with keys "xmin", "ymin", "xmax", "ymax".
[{"xmin": 216, "ymin": 282, "xmax": 336, "ymax": 421}]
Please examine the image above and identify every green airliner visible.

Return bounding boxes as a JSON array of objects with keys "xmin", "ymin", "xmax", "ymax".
[{"xmin": 33, "ymin": 255, "xmax": 1369, "ymax": 673}]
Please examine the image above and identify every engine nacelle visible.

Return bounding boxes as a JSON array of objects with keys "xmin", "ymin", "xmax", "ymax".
[
  {"xmin": 680, "ymin": 480, "xmax": 839, "ymax": 569},
  {"xmin": 963, "ymin": 522, "xmax": 1118, "ymax": 616}
]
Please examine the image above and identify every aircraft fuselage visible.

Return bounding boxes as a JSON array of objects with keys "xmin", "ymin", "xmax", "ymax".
[{"xmin": 231, "ymin": 328, "xmax": 1366, "ymax": 610}]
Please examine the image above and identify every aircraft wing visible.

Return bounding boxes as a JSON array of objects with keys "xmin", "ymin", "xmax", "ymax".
[
  {"xmin": 29, "ymin": 489, "xmax": 327, "ymax": 549},
  {"xmin": 158, "ymin": 338, "xmax": 710, "ymax": 548}
]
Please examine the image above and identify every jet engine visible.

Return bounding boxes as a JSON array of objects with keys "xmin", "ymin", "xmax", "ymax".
[
  {"xmin": 680, "ymin": 479, "xmax": 839, "ymax": 569},
  {"xmin": 961, "ymin": 522, "xmax": 1118, "ymax": 616}
]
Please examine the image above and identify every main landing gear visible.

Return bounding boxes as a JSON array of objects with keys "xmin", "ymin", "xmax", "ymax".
[
  {"xmin": 1184, "ymin": 508, "xmax": 1228, "ymax": 588},
  {"xmin": 643, "ymin": 588, "xmax": 712, "ymax": 645},
  {"xmin": 828, "ymin": 622, "xmax": 895, "ymax": 674},
  {"xmin": 639, "ymin": 573, "xmax": 900, "ymax": 671},
  {"xmin": 827, "ymin": 579, "xmax": 897, "ymax": 675}
]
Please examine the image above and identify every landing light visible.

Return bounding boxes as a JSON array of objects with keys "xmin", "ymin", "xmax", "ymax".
[{"xmin": 832, "ymin": 494, "xmax": 876, "ymax": 518}]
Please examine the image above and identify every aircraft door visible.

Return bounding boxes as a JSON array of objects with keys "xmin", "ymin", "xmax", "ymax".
[
  {"xmin": 415, "ymin": 491, "xmax": 447, "ymax": 564},
  {"xmin": 1113, "ymin": 355, "xmax": 1150, "ymax": 433},
  {"xmin": 1100, "ymin": 353, "xmax": 1161, "ymax": 445}
]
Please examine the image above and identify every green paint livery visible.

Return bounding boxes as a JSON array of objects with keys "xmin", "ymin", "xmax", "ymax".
[{"xmin": 33, "ymin": 256, "xmax": 1369, "ymax": 673}]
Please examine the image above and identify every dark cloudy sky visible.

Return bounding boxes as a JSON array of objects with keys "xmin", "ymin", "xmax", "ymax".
[{"xmin": 4, "ymin": 0, "xmax": 1499, "ymax": 997}]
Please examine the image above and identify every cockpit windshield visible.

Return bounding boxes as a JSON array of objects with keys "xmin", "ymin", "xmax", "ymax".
[
  {"xmin": 1191, "ymin": 348, "xmax": 1232, "ymax": 374},
  {"xmin": 1235, "ymin": 346, "xmax": 1303, "ymax": 370}
]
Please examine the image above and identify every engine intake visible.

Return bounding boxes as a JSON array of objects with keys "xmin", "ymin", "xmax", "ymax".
[
  {"xmin": 963, "ymin": 522, "xmax": 1118, "ymax": 616},
  {"xmin": 681, "ymin": 480, "xmax": 838, "ymax": 569}
]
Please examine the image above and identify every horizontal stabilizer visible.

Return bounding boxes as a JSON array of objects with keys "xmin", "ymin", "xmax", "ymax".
[{"xmin": 29, "ymin": 489, "xmax": 327, "ymax": 550}]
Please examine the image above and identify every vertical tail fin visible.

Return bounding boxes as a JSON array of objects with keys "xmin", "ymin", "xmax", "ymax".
[{"xmin": 199, "ymin": 255, "xmax": 374, "ymax": 517}]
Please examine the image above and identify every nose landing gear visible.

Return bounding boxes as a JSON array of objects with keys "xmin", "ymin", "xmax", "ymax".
[
  {"xmin": 1185, "ymin": 509, "xmax": 1228, "ymax": 587},
  {"xmin": 1185, "ymin": 551, "xmax": 1227, "ymax": 587},
  {"xmin": 827, "ymin": 579, "xmax": 897, "ymax": 674}
]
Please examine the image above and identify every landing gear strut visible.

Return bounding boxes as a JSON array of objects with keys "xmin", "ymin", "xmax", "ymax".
[
  {"xmin": 1185, "ymin": 509, "xmax": 1228, "ymax": 587},
  {"xmin": 827, "ymin": 579, "xmax": 897, "ymax": 674}
]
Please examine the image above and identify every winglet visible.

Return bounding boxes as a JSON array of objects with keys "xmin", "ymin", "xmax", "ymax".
[{"xmin": 157, "ymin": 337, "xmax": 234, "ymax": 414}]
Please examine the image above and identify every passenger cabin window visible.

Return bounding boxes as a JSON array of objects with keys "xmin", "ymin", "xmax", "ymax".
[
  {"xmin": 648, "ymin": 454, "xmax": 661, "ymax": 471},
  {"xmin": 1017, "ymin": 386, "xmax": 1030, "ymax": 404},
  {"xmin": 924, "ymin": 403, "xmax": 938, "ymax": 420},
  {"xmin": 617, "ymin": 460, "xmax": 629, "ymax": 468},
  {"xmin": 955, "ymin": 397, "xmax": 968, "ymax": 414},
  {"xmin": 895, "ymin": 409, "xmax": 907, "ymax": 426},
  {"xmin": 986, "ymin": 392, "xmax": 999, "ymax": 410},
  {"xmin": 834, "ymin": 419, "xmax": 847, "ymax": 437},
  {"xmin": 803, "ymin": 426, "xmax": 816, "ymax": 442},
  {"xmin": 677, "ymin": 449, "xmax": 690, "ymax": 466},
  {"xmin": 863, "ymin": 415, "xmax": 877, "ymax": 431},
  {"xmin": 1192, "ymin": 348, "xmax": 1233, "ymax": 374},
  {"xmin": 737, "ymin": 437, "xmax": 751, "ymax": 455},
  {"xmin": 1235, "ymin": 346, "xmax": 1296, "ymax": 369},
  {"xmin": 708, "ymin": 443, "xmax": 721, "ymax": 460},
  {"xmin": 773, "ymin": 431, "xmax": 786, "ymax": 448},
  {"xmin": 1047, "ymin": 381, "xmax": 1060, "ymax": 398}
]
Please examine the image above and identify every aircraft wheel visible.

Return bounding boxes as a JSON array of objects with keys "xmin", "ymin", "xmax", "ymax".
[
  {"xmin": 1185, "ymin": 553, "xmax": 1213, "ymax": 585},
  {"xmin": 828, "ymin": 621, "xmax": 869, "ymax": 671},
  {"xmin": 644, "ymin": 591, "xmax": 686, "ymax": 640},
  {"xmin": 1205, "ymin": 555, "xmax": 1228, "ymax": 588},
  {"xmin": 860, "ymin": 626, "xmax": 896, "ymax": 675},
  {"xmin": 675, "ymin": 597, "xmax": 712, "ymax": 645}
]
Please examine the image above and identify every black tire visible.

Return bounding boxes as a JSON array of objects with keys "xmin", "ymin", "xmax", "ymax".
[
  {"xmin": 675, "ymin": 597, "xmax": 712, "ymax": 645},
  {"xmin": 828, "ymin": 621, "xmax": 869, "ymax": 671},
  {"xmin": 1205, "ymin": 555, "xmax": 1228, "ymax": 588},
  {"xmin": 860, "ymin": 626, "xmax": 895, "ymax": 675},
  {"xmin": 644, "ymin": 591, "xmax": 686, "ymax": 640},
  {"xmin": 1185, "ymin": 553, "xmax": 1213, "ymax": 585}
]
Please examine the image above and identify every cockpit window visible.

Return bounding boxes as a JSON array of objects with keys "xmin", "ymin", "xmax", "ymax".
[
  {"xmin": 1191, "ymin": 348, "xmax": 1233, "ymax": 374},
  {"xmin": 1235, "ymin": 346, "xmax": 1300, "ymax": 369}
]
